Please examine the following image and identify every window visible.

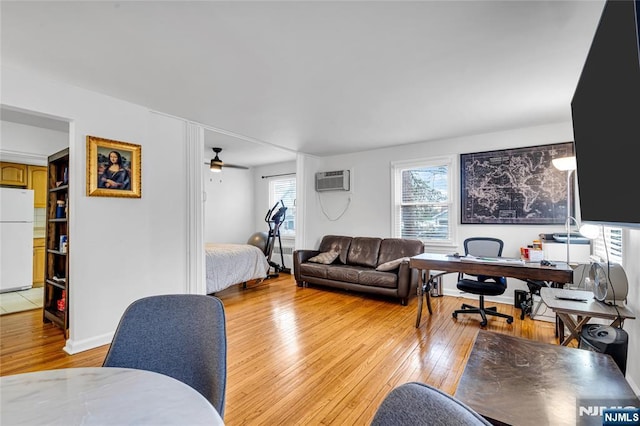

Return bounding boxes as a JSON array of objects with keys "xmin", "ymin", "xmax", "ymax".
[
  {"xmin": 592, "ymin": 226, "xmax": 623, "ymax": 265},
  {"xmin": 392, "ymin": 156, "xmax": 455, "ymax": 247},
  {"xmin": 269, "ymin": 176, "xmax": 296, "ymax": 237}
]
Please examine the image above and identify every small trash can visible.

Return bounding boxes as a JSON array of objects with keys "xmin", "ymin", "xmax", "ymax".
[{"xmin": 579, "ymin": 324, "xmax": 629, "ymax": 374}]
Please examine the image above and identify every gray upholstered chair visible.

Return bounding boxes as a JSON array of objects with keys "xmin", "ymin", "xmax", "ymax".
[
  {"xmin": 371, "ymin": 382, "xmax": 491, "ymax": 425},
  {"xmin": 102, "ymin": 294, "xmax": 227, "ymax": 417},
  {"xmin": 452, "ymin": 237, "xmax": 514, "ymax": 326}
]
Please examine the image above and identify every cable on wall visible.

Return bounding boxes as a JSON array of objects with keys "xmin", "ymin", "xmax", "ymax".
[{"xmin": 317, "ymin": 192, "xmax": 351, "ymax": 221}]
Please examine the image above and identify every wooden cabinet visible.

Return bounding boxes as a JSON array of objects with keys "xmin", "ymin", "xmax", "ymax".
[
  {"xmin": 27, "ymin": 165, "xmax": 48, "ymax": 208},
  {"xmin": 0, "ymin": 162, "xmax": 28, "ymax": 186},
  {"xmin": 33, "ymin": 238, "xmax": 45, "ymax": 287},
  {"xmin": 43, "ymin": 148, "xmax": 69, "ymax": 336}
]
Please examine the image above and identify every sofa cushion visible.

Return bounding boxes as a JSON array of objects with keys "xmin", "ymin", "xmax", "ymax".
[
  {"xmin": 319, "ymin": 235, "xmax": 353, "ymax": 264},
  {"xmin": 308, "ymin": 250, "xmax": 340, "ymax": 265},
  {"xmin": 326, "ymin": 265, "xmax": 369, "ymax": 283},
  {"xmin": 376, "ymin": 257, "xmax": 409, "ymax": 271},
  {"xmin": 299, "ymin": 262, "xmax": 330, "ymax": 279},
  {"xmin": 359, "ymin": 270, "xmax": 398, "ymax": 289},
  {"xmin": 347, "ymin": 237, "xmax": 382, "ymax": 268},
  {"xmin": 377, "ymin": 238, "xmax": 424, "ymax": 265}
]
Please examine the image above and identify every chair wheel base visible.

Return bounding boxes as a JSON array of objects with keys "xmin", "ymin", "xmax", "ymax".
[{"xmin": 452, "ymin": 312, "xmax": 457, "ymax": 319}]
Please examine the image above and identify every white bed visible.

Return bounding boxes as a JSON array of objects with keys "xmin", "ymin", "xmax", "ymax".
[{"xmin": 205, "ymin": 243, "xmax": 270, "ymax": 294}]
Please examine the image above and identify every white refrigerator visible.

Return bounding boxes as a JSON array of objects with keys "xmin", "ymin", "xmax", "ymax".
[{"xmin": 1, "ymin": 188, "xmax": 35, "ymax": 293}]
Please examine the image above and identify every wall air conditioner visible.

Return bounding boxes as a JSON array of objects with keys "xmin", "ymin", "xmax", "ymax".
[{"xmin": 315, "ymin": 170, "xmax": 350, "ymax": 192}]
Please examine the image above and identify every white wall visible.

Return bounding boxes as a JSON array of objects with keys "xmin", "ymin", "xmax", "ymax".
[
  {"xmin": 203, "ymin": 166, "xmax": 255, "ymax": 244},
  {"xmin": 2, "ymin": 65, "xmax": 191, "ymax": 353},
  {"xmin": 303, "ymin": 122, "xmax": 573, "ymax": 251},
  {"xmin": 0, "ymin": 120, "xmax": 68, "ymax": 165}
]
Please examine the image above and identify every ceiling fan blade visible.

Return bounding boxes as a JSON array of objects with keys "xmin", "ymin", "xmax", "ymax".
[{"xmin": 223, "ymin": 163, "xmax": 250, "ymax": 170}]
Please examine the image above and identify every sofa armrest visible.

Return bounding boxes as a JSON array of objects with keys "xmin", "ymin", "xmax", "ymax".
[
  {"xmin": 293, "ymin": 249, "xmax": 321, "ymax": 281},
  {"xmin": 396, "ymin": 260, "xmax": 420, "ymax": 300}
]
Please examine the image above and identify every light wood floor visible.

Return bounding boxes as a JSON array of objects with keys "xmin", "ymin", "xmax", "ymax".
[{"xmin": 1, "ymin": 274, "xmax": 558, "ymax": 424}]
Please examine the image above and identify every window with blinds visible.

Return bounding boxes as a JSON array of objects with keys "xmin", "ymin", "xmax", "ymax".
[
  {"xmin": 269, "ymin": 177, "xmax": 296, "ymax": 237},
  {"xmin": 392, "ymin": 156, "xmax": 455, "ymax": 245},
  {"xmin": 592, "ymin": 226, "xmax": 623, "ymax": 265}
]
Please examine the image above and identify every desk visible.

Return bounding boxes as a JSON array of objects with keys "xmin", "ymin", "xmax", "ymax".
[
  {"xmin": 410, "ymin": 253, "xmax": 573, "ymax": 327},
  {"xmin": 0, "ymin": 367, "xmax": 224, "ymax": 425},
  {"xmin": 540, "ymin": 287, "xmax": 636, "ymax": 346},
  {"xmin": 455, "ymin": 330, "xmax": 640, "ymax": 426}
]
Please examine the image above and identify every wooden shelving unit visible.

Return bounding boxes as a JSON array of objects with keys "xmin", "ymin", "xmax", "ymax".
[{"xmin": 43, "ymin": 148, "xmax": 69, "ymax": 336}]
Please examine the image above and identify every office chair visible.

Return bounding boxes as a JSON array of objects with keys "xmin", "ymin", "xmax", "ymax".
[
  {"xmin": 452, "ymin": 237, "xmax": 514, "ymax": 327},
  {"xmin": 371, "ymin": 382, "xmax": 491, "ymax": 425},
  {"xmin": 103, "ymin": 294, "xmax": 227, "ymax": 417}
]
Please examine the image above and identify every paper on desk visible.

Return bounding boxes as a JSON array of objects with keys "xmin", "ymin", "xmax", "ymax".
[{"xmin": 459, "ymin": 255, "xmax": 525, "ymax": 265}]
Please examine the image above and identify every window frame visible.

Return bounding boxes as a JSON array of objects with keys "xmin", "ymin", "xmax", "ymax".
[
  {"xmin": 268, "ymin": 176, "xmax": 296, "ymax": 239},
  {"xmin": 391, "ymin": 155, "xmax": 457, "ymax": 250}
]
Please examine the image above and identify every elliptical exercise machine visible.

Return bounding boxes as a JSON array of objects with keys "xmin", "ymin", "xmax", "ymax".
[{"xmin": 263, "ymin": 200, "xmax": 290, "ymax": 277}]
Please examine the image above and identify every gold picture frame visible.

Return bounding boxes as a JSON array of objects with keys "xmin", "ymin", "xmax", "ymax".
[{"xmin": 86, "ymin": 135, "xmax": 141, "ymax": 198}]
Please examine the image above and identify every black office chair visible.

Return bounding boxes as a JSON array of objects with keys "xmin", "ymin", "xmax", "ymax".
[
  {"xmin": 452, "ymin": 237, "xmax": 514, "ymax": 327},
  {"xmin": 103, "ymin": 294, "xmax": 227, "ymax": 417}
]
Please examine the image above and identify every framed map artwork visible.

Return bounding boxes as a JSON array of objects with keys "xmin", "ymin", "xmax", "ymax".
[{"xmin": 460, "ymin": 142, "xmax": 574, "ymax": 224}]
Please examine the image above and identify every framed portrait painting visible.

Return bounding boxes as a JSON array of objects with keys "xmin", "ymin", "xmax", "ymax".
[{"xmin": 86, "ymin": 135, "xmax": 141, "ymax": 198}]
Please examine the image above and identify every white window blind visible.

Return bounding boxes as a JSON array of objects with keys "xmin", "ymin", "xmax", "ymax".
[
  {"xmin": 269, "ymin": 177, "xmax": 296, "ymax": 237},
  {"xmin": 392, "ymin": 156, "xmax": 454, "ymax": 246},
  {"xmin": 592, "ymin": 226, "xmax": 623, "ymax": 265}
]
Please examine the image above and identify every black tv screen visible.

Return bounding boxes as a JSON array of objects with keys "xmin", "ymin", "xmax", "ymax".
[{"xmin": 571, "ymin": 0, "xmax": 640, "ymax": 229}]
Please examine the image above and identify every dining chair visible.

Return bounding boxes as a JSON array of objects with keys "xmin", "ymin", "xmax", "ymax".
[
  {"xmin": 371, "ymin": 382, "xmax": 491, "ymax": 425},
  {"xmin": 102, "ymin": 294, "xmax": 227, "ymax": 417},
  {"xmin": 452, "ymin": 237, "xmax": 514, "ymax": 327}
]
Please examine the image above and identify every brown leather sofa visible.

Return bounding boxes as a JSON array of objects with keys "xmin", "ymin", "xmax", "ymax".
[{"xmin": 293, "ymin": 235, "xmax": 424, "ymax": 305}]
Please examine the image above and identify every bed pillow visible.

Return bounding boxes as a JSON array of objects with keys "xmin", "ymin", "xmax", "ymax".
[
  {"xmin": 376, "ymin": 257, "xmax": 409, "ymax": 271},
  {"xmin": 308, "ymin": 250, "xmax": 340, "ymax": 265}
]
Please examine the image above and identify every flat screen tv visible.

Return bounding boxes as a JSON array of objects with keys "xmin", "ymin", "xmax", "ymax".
[{"xmin": 571, "ymin": 0, "xmax": 640, "ymax": 229}]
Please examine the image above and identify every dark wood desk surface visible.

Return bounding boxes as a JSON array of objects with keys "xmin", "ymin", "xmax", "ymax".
[
  {"xmin": 409, "ymin": 253, "xmax": 574, "ymax": 283},
  {"xmin": 455, "ymin": 331, "xmax": 639, "ymax": 426},
  {"xmin": 410, "ymin": 253, "xmax": 574, "ymax": 327}
]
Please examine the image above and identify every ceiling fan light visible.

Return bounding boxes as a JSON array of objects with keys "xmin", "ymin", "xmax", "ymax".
[{"xmin": 210, "ymin": 162, "xmax": 222, "ymax": 172}]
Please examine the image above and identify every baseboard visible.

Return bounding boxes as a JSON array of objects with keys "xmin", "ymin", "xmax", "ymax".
[{"xmin": 64, "ymin": 331, "xmax": 113, "ymax": 355}]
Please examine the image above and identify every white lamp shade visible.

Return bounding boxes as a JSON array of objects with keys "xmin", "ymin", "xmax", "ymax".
[
  {"xmin": 579, "ymin": 223, "xmax": 600, "ymax": 239},
  {"xmin": 552, "ymin": 156, "xmax": 577, "ymax": 171}
]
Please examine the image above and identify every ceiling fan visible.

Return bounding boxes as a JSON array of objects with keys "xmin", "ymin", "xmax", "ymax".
[{"xmin": 205, "ymin": 147, "xmax": 249, "ymax": 172}]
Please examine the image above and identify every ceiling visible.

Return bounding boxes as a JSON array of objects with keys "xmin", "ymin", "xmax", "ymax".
[{"xmin": 1, "ymin": 1, "xmax": 605, "ymax": 167}]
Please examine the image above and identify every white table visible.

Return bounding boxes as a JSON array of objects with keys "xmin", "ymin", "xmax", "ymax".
[
  {"xmin": 0, "ymin": 367, "xmax": 224, "ymax": 425},
  {"xmin": 540, "ymin": 287, "xmax": 636, "ymax": 346}
]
